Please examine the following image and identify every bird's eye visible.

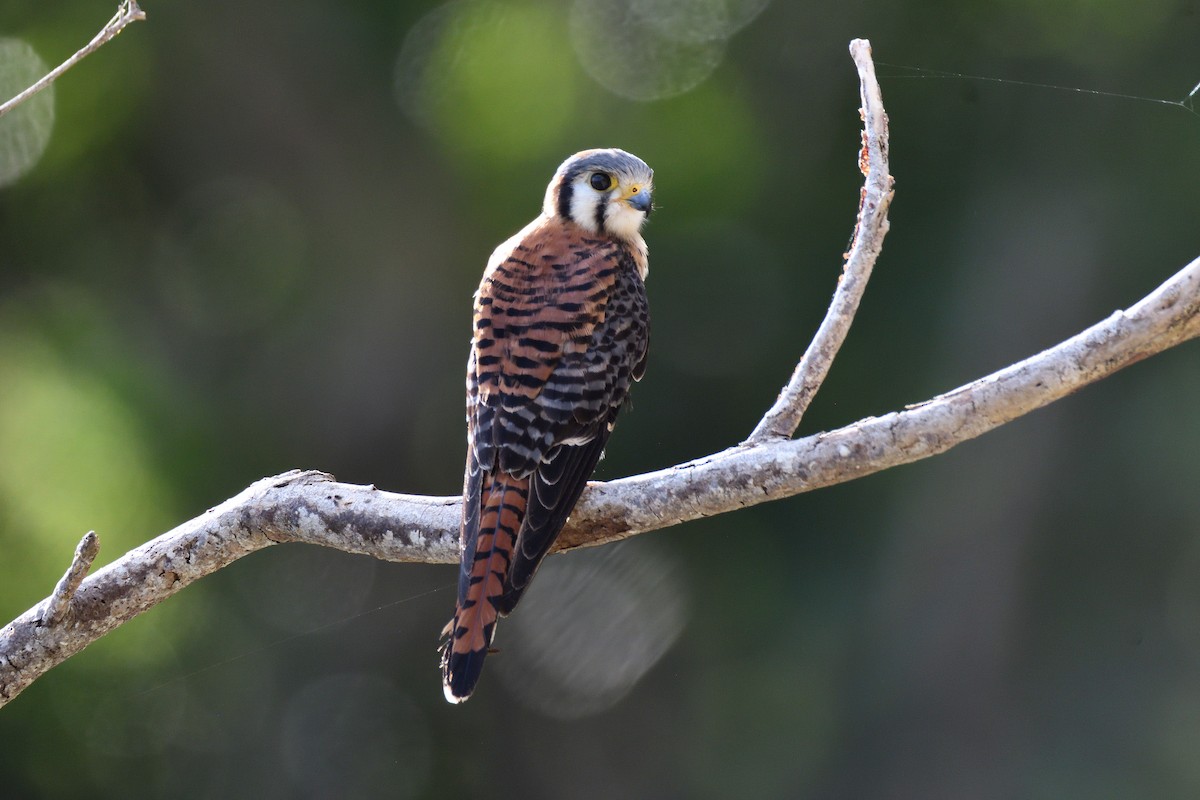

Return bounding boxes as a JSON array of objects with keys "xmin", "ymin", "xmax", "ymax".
[{"xmin": 589, "ymin": 172, "xmax": 612, "ymax": 191}]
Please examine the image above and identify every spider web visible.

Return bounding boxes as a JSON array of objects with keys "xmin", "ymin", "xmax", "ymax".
[{"xmin": 877, "ymin": 61, "xmax": 1200, "ymax": 119}]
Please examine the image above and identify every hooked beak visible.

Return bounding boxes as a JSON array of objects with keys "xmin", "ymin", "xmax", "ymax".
[{"xmin": 624, "ymin": 186, "xmax": 653, "ymax": 215}]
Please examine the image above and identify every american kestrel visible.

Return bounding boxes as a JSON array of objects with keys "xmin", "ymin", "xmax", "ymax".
[{"xmin": 441, "ymin": 149, "xmax": 654, "ymax": 703}]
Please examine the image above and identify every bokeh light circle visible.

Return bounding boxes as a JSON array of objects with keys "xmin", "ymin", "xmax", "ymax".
[
  {"xmin": 632, "ymin": 0, "xmax": 773, "ymax": 44},
  {"xmin": 570, "ymin": 0, "xmax": 727, "ymax": 101},
  {"xmin": 495, "ymin": 541, "xmax": 688, "ymax": 718},
  {"xmin": 394, "ymin": 0, "xmax": 579, "ymax": 161},
  {"xmin": 0, "ymin": 38, "xmax": 55, "ymax": 187}
]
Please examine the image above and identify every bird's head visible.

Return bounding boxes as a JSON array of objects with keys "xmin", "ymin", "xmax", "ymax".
[{"xmin": 544, "ymin": 148, "xmax": 654, "ymax": 241}]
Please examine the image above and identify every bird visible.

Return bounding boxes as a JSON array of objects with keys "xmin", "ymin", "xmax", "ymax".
[{"xmin": 441, "ymin": 148, "xmax": 654, "ymax": 703}]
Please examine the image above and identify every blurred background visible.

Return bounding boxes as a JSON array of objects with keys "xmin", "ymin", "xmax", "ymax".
[{"xmin": 1, "ymin": 0, "xmax": 1199, "ymax": 797}]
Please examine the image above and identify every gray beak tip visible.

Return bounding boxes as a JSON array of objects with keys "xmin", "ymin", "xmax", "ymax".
[{"xmin": 626, "ymin": 191, "xmax": 652, "ymax": 214}]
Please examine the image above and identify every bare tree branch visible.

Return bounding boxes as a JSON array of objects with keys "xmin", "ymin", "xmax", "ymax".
[
  {"xmin": 2, "ymin": 38, "xmax": 1199, "ymax": 709},
  {"xmin": 746, "ymin": 39, "xmax": 894, "ymax": 444},
  {"xmin": 0, "ymin": 0, "xmax": 146, "ymax": 120},
  {"xmin": 42, "ymin": 532, "xmax": 99, "ymax": 626}
]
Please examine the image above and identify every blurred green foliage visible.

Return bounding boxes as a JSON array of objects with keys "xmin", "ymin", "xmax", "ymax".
[{"xmin": 1, "ymin": 0, "xmax": 1199, "ymax": 797}]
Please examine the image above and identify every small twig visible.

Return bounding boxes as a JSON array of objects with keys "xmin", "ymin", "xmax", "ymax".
[
  {"xmin": 0, "ymin": 0, "xmax": 146, "ymax": 120},
  {"xmin": 745, "ymin": 38, "xmax": 895, "ymax": 444},
  {"xmin": 41, "ymin": 532, "xmax": 100, "ymax": 626}
]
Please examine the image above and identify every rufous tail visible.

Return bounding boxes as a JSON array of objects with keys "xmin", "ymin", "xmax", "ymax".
[{"xmin": 441, "ymin": 473, "xmax": 527, "ymax": 702}]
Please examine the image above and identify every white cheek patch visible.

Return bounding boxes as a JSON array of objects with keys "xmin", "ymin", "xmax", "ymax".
[
  {"xmin": 604, "ymin": 203, "xmax": 646, "ymax": 241},
  {"xmin": 569, "ymin": 186, "xmax": 601, "ymax": 233}
]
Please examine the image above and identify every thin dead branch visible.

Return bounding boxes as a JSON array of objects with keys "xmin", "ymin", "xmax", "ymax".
[
  {"xmin": 746, "ymin": 39, "xmax": 894, "ymax": 444},
  {"xmin": 0, "ymin": 1, "xmax": 146, "ymax": 120}
]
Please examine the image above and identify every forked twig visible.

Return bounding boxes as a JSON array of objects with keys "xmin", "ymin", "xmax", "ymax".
[{"xmin": 0, "ymin": 1, "xmax": 146, "ymax": 120}]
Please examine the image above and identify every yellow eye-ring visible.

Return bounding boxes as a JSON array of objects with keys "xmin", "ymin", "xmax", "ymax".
[{"xmin": 589, "ymin": 172, "xmax": 612, "ymax": 191}]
